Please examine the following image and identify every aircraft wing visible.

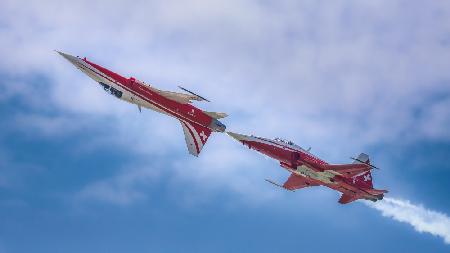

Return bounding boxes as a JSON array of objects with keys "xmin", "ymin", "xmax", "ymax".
[
  {"xmin": 157, "ymin": 90, "xmax": 202, "ymax": 104},
  {"xmin": 180, "ymin": 120, "xmax": 212, "ymax": 156},
  {"xmin": 283, "ymin": 173, "xmax": 318, "ymax": 191},
  {"xmin": 314, "ymin": 163, "xmax": 371, "ymax": 178}
]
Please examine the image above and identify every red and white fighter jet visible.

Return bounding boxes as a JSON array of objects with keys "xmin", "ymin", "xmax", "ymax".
[
  {"xmin": 58, "ymin": 51, "xmax": 227, "ymax": 156},
  {"xmin": 227, "ymin": 132, "xmax": 387, "ymax": 204}
]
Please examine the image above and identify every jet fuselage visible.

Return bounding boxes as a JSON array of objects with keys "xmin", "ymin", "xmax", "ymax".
[
  {"xmin": 228, "ymin": 132, "xmax": 385, "ymax": 203},
  {"xmin": 58, "ymin": 52, "xmax": 226, "ymax": 133}
]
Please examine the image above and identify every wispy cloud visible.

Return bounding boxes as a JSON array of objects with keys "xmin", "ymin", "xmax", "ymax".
[
  {"xmin": 75, "ymin": 165, "xmax": 161, "ymax": 206},
  {"xmin": 366, "ymin": 197, "xmax": 450, "ymax": 244},
  {"xmin": 1, "ymin": 0, "xmax": 450, "ymax": 214},
  {"xmin": 0, "ymin": 0, "xmax": 448, "ymax": 156}
]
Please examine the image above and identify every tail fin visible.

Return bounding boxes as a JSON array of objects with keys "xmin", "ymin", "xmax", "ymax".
[
  {"xmin": 179, "ymin": 120, "xmax": 212, "ymax": 157},
  {"xmin": 351, "ymin": 153, "xmax": 373, "ymax": 189},
  {"xmin": 352, "ymin": 153, "xmax": 370, "ymax": 165}
]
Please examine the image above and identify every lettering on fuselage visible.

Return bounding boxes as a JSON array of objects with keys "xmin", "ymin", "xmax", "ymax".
[
  {"xmin": 99, "ymin": 82, "xmax": 122, "ymax": 98},
  {"xmin": 188, "ymin": 109, "xmax": 195, "ymax": 117}
]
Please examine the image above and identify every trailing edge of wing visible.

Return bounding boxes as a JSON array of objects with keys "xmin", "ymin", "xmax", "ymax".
[{"xmin": 179, "ymin": 120, "xmax": 212, "ymax": 156}]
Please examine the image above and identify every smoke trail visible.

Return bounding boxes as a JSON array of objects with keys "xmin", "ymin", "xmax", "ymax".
[{"xmin": 365, "ymin": 197, "xmax": 450, "ymax": 244}]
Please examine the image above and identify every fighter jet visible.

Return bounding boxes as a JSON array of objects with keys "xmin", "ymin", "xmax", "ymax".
[
  {"xmin": 57, "ymin": 51, "xmax": 227, "ymax": 156},
  {"xmin": 227, "ymin": 132, "xmax": 387, "ymax": 204}
]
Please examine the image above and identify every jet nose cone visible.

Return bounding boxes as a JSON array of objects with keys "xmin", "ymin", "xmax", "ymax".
[
  {"xmin": 226, "ymin": 132, "xmax": 250, "ymax": 142},
  {"xmin": 56, "ymin": 51, "xmax": 81, "ymax": 66}
]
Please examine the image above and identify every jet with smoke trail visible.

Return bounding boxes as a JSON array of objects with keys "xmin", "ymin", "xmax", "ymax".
[{"xmin": 227, "ymin": 132, "xmax": 387, "ymax": 204}]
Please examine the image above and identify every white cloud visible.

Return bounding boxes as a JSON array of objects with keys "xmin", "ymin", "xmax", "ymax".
[
  {"xmin": 1, "ymin": 0, "xmax": 449, "ymax": 149},
  {"xmin": 0, "ymin": 147, "xmax": 44, "ymax": 190},
  {"xmin": 171, "ymin": 135, "xmax": 278, "ymax": 202},
  {"xmin": 1, "ymin": 0, "xmax": 449, "ymax": 212},
  {"xmin": 75, "ymin": 165, "xmax": 161, "ymax": 206},
  {"xmin": 419, "ymin": 97, "xmax": 450, "ymax": 140},
  {"xmin": 366, "ymin": 197, "xmax": 450, "ymax": 244}
]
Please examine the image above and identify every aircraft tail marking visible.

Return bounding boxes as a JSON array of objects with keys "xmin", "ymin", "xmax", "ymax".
[
  {"xmin": 351, "ymin": 153, "xmax": 374, "ymax": 189},
  {"xmin": 180, "ymin": 120, "xmax": 212, "ymax": 157}
]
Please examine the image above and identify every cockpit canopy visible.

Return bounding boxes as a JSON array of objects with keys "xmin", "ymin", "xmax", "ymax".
[{"xmin": 274, "ymin": 137, "xmax": 295, "ymax": 146}]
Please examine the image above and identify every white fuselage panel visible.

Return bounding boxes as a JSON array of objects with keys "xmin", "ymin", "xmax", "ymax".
[{"xmin": 294, "ymin": 165, "xmax": 337, "ymax": 184}]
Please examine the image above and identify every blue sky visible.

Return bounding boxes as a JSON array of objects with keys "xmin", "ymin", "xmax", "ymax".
[{"xmin": 1, "ymin": 0, "xmax": 450, "ymax": 252}]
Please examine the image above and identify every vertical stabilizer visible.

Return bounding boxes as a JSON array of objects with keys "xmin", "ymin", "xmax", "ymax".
[{"xmin": 351, "ymin": 153, "xmax": 373, "ymax": 189}]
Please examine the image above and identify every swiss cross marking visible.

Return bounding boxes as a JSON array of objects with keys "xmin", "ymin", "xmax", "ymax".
[
  {"xmin": 199, "ymin": 131, "xmax": 207, "ymax": 142},
  {"xmin": 364, "ymin": 174, "xmax": 371, "ymax": 182}
]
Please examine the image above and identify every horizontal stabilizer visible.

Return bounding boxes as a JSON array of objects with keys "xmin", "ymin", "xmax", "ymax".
[
  {"xmin": 366, "ymin": 188, "xmax": 388, "ymax": 195},
  {"xmin": 338, "ymin": 193, "xmax": 360, "ymax": 204},
  {"xmin": 204, "ymin": 111, "xmax": 228, "ymax": 119}
]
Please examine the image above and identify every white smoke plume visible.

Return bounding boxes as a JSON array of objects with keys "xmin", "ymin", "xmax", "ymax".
[{"xmin": 366, "ymin": 197, "xmax": 450, "ymax": 244}]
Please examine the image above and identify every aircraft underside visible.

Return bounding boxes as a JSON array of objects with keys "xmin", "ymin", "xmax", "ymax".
[
  {"xmin": 288, "ymin": 164, "xmax": 381, "ymax": 203},
  {"xmin": 58, "ymin": 51, "xmax": 227, "ymax": 157}
]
